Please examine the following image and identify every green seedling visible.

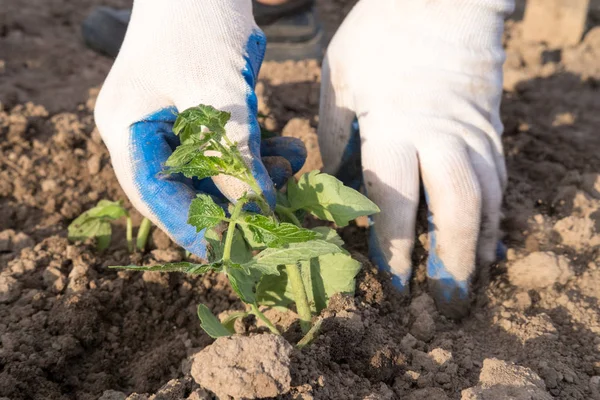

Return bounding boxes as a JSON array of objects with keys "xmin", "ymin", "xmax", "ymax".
[
  {"xmin": 136, "ymin": 217, "xmax": 152, "ymax": 252},
  {"xmin": 112, "ymin": 105, "xmax": 379, "ymax": 343},
  {"xmin": 68, "ymin": 200, "xmax": 151, "ymax": 252}
]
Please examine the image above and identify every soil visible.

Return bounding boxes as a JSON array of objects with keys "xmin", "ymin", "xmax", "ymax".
[{"xmin": 2, "ymin": 0, "xmax": 600, "ymax": 399}]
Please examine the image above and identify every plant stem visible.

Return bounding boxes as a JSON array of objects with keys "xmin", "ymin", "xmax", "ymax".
[
  {"xmin": 246, "ymin": 176, "xmax": 264, "ymax": 199},
  {"xmin": 285, "ymin": 263, "xmax": 312, "ymax": 333},
  {"xmin": 136, "ymin": 218, "xmax": 152, "ymax": 252},
  {"xmin": 222, "ymin": 198, "xmax": 246, "ymax": 264},
  {"xmin": 217, "ymin": 136, "xmax": 262, "ymax": 198},
  {"xmin": 222, "ymin": 197, "xmax": 280, "ymax": 335},
  {"xmin": 222, "ymin": 135, "xmax": 235, "ymax": 148},
  {"xmin": 276, "ymin": 198, "xmax": 312, "ymax": 334},
  {"xmin": 297, "ymin": 318, "xmax": 322, "ymax": 349},
  {"xmin": 275, "ymin": 204, "xmax": 301, "ymax": 226},
  {"xmin": 126, "ymin": 216, "xmax": 133, "ymax": 252},
  {"xmin": 251, "ymin": 303, "xmax": 281, "ymax": 335}
]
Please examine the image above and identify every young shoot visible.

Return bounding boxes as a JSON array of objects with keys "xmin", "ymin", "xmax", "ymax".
[
  {"xmin": 68, "ymin": 200, "xmax": 152, "ymax": 252},
  {"xmin": 112, "ymin": 104, "xmax": 380, "ymax": 344}
]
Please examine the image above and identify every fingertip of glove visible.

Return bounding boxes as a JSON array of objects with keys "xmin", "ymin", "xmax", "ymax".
[
  {"xmin": 426, "ymin": 245, "xmax": 471, "ymax": 319},
  {"xmin": 261, "ymin": 136, "xmax": 307, "ymax": 174},
  {"xmin": 368, "ymin": 228, "xmax": 411, "ymax": 294},
  {"xmin": 261, "ymin": 156, "xmax": 293, "ymax": 189},
  {"xmin": 428, "ymin": 278, "xmax": 470, "ymax": 320}
]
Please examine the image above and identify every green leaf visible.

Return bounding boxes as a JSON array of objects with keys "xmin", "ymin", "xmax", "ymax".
[
  {"xmin": 68, "ymin": 199, "xmax": 130, "ymax": 250},
  {"xmin": 257, "ymin": 253, "xmax": 361, "ymax": 313},
  {"xmin": 311, "ymin": 226, "xmax": 345, "ymax": 248},
  {"xmin": 197, "ymin": 304, "xmax": 232, "ymax": 338},
  {"xmin": 221, "ymin": 311, "xmax": 248, "ymax": 333},
  {"xmin": 242, "ymin": 239, "xmax": 343, "ymax": 277},
  {"xmin": 276, "ymin": 191, "xmax": 291, "ymax": 208},
  {"xmin": 174, "ymin": 105, "xmax": 231, "ymax": 139},
  {"xmin": 109, "ymin": 262, "xmax": 220, "ymax": 274},
  {"xmin": 179, "ymin": 125, "xmax": 220, "ymax": 147},
  {"xmin": 163, "ymin": 154, "xmax": 227, "ymax": 179},
  {"xmin": 288, "ymin": 171, "xmax": 380, "ymax": 227},
  {"xmin": 305, "ymin": 253, "xmax": 361, "ymax": 312},
  {"xmin": 68, "ymin": 217, "xmax": 112, "ymax": 250},
  {"xmin": 187, "ymin": 194, "xmax": 226, "ymax": 233},
  {"xmin": 205, "ymin": 228, "xmax": 253, "ymax": 264},
  {"xmin": 256, "ymin": 265, "xmax": 289, "ymax": 306},
  {"xmin": 176, "ymin": 125, "xmax": 198, "ymax": 145},
  {"xmin": 205, "ymin": 229, "xmax": 224, "ymax": 262},
  {"xmin": 164, "ymin": 142, "xmax": 202, "ymax": 168},
  {"xmin": 88, "ymin": 200, "xmax": 129, "ymax": 219},
  {"xmin": 251, "ymin": 239, "xmax": 343, "ymax": 267},
  {"xmin": 243, "ymin": 261, "xmax": 281, "ymax": 276},
  {"xmin": 240, "ymin": 214, "xmax": 318, "ymax": 248},
  {"xmin": 237, "ymin": 222, "xmax": 266, "ymax": 249},
  {"xmin": 228, "ymin": 266, "xmax": 260, "ymax": 304}
]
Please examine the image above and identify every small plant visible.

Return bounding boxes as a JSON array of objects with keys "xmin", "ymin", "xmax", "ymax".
[
  {"xmin": 68, "ymin": 200, "xmax": 151, "ymax": 252},
  {"xmin": 113, "ymin": 105, "xmax": 379, "ymax": 342}
]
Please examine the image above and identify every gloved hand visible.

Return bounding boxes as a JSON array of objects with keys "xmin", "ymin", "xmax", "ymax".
[
  {"xmin": 95, "ymin": 0, "xmax": 306, "ymax": 259},
  {"xmin": 318, "ymin": 0, "xmax": 514, "ymax": 318}
]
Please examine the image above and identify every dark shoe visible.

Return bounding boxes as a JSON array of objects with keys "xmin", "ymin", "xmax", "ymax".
[
  {"xmin": 253, "ymin": 0, "xmax": 323, "ymax": 61},
  {"xmin": 258, "ymin": 5, "xmax": 323, "ymax": 61},
  {"xmin": 81, "ymin": 1, "xmax": 323, "ymax": 61},
  {"xmin": 81, "ymin": 7, "xmax": 130, "ymax": 58}
]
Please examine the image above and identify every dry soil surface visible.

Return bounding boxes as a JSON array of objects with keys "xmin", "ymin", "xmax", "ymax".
[{"xmin": 2, "ymin": 1, "xmax": 600, "ymax": 399}]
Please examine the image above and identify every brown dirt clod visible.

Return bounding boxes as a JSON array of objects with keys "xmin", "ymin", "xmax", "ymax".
[
  {"xmin": 461, "ymin": 358, "xmax": 552, "ymax": 400},
  {"xmin": 191, "ymin": 334, "xmax": 293, "ymax": 399}
]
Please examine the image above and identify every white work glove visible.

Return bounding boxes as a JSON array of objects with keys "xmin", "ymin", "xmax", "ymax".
[
  {"xmin": 95, "ymin": 0, "xmax": 306, "ymax": 258},
  {"xmin": 318, "ymin": 0, "xmax": 514, "ymax": 318}
]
